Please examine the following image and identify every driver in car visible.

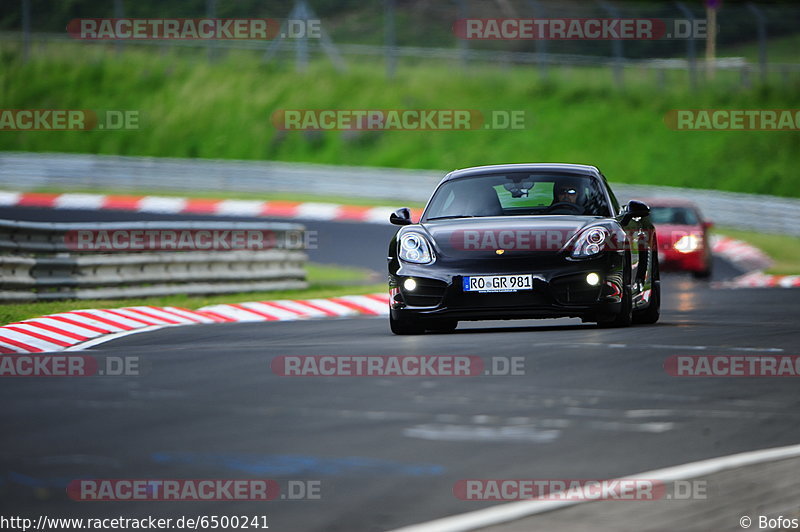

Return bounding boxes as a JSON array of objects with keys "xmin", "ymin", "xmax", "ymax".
[
  {"xmin": 554, "ymin": 181, "xmax": 579, "ymax": 204},
  {"xmin": 549, "ymin": 178, "xmax": 586, "ymax": 215}
]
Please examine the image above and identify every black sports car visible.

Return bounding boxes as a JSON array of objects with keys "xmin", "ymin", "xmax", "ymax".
[{"xmin": 387, "ymin": 163, "xmax": 660, "ymax": 334}]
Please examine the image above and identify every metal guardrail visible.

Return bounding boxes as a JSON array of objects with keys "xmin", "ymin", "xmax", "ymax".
[
  {"xmin": 1, "ymin": 152, "xmax": 799, "ymax": 236},
  {"xmin": 0, "ymin": 218, "xmax": 308, "ymax": 301},
  {"xmin": 612, "ymin": 183, "xmax": 800, "ymax": 237},
  {"xmin": 0, "ymin": 151, "xmax": 438, "ymax": 205}
]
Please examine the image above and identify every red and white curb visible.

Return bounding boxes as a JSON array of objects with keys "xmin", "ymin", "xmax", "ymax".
[
  {"xmin": 0, "ymin": 293, "xmax": 390, "ymax": 354},
  {"xmin": 710, "ymin": 235, "xmax": 800, "ymax": 289},
  {"xmin": 0, "ymin": 190, "xmax": 422, "ymax": 224},
  {"xmin": 710, "ymin": 235, "xmax": 773, "ymax": 273},
  {"xmin": 714, "ymin": 270, "xmax": 800, "ymax": 289}
]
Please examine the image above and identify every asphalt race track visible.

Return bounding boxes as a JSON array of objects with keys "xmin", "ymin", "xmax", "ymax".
[{"xmin": 1, "ymin": 206, "xmax": 799, "ymax": 531}]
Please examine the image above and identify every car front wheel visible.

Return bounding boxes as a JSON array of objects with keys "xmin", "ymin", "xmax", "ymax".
[
  {"xmin": 597, "ymin": 284, "xmax": 633, "ymax": 328},
  {"xmin": 633, "ymin": 280, "xmax": 660, "ymax": 324}
]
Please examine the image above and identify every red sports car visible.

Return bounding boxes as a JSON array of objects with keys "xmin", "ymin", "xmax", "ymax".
[{"xmin": 645, "ymin": 199, "xmax": 714, "ymax": 279}]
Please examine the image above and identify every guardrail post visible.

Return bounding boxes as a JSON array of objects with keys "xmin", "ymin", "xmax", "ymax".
[
  {"xmin": 454, "ymin": 0, "xmax": 469, "ymax": 68},
  {"xmin": 114, "ymin": 0, "xmax": 124, "ymax": 55},
  {"xmin": 21, "ymin": 0, "xmax": 31, "ymax": 62},
  {"xmin": 206, "ymin": 0, "xmax": 218, "ymax": 63},
  {"xmin": 528, "ymin": 0, "xmax": 548, "ymax": 80},
  {"xmin": 741, "ymin": 64, "xmax": 751, "ymax": 89},
  {"xmin": 676, "ymin": 2, "xmax": 697, "ymax": 90},
  {"xmin": 385, "ymin": 0, "xmax": 397, "ymax": 79},
  {"xmin": 705, "ymin": 1, "xmax": 718, "ymax": 81},
  {"xmin": 595, "ymin": 0, "xmax": 624, "ymax": 89},
  {"xmin": 295, "ymin": 0, "xmax": 310, "ymax": 72},
  {"xmin": 747, "ymin": 3, "xmax": 767, "ymax": 85}
]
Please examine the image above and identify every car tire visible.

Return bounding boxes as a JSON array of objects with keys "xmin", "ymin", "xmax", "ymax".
[
  {"xmin": 693, "ymin": 251, "xmax": 713, "ymax": 279},
  {"xmin": 598, "ymin": 254, "xmax": 633, "ymax": 328},
  {"xmin": 692, "ymin": 268, "xmax": 712, "ymax": 279},
  {"xmin": 598, "ymin": 284, "xmax": 633, "ymax": 328},
  {"xmin": 633, "ymin": 280, "xmax": 660, "ymax": 325},
  {"xmin": 428, "ymin": 319, "xmax": 458, "ymax": 333},
  {"xmin": 390, "ymin": 313, "xmax": 425, "ymax": 335},
  {"xmin": 634, "ymin": 249, "xmax": 661, "ymax": 325}
]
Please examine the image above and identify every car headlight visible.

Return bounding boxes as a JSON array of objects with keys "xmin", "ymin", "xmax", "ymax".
[
  {"xmin": 571, "ymin": 227, "xmax": 609, "ymax": 258},
  {"xmin": 399, "ymin": 233, "xmax": 434, "ymax": 264},
  {"xmin": 674, "ymin": 234, "xmax": 701, "ymax": 253}
]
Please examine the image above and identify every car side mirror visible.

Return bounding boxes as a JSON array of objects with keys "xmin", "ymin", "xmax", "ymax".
[
  {"xmin": 703, "ymin": 220, "xmax": 714, "ymax": 229},
  {"xmin": 622, "ymin": 200, "xmax": 650, "ymax": 224},
  {"xmin": 389, "ymin": 207, "xmax": 412, "ymax": 226}
]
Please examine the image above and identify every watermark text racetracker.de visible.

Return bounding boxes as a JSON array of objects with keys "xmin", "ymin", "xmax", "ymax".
[
  {"xmin": 454, "ymin": 479, "xmax": 708, "ymax": 501},
  {"xmin": 447, "ymin": 228, "xmax": 665, "ymax": 253},
  {"xmin": 272, "ymin": 109, "xmax": 527, "ymax": 131},
  {"xmin": 453, "ymin": 18, "xmax": 708, "ymax": 40},
  {"xmin": 271, "ymin": 355, "xmax": 525, "ymax": 376},
  {"xmin": 0, "ymin": 355, "xmax": 141, "ymax": 377},
  {"xmin": 0, "ymin": 109, "xmax": 139, "ymax": 131},
  {"xmin": 64, "ymin": 228, "xmax": 316, "ymax": 251},
  {"xmin": 665, "ymin": 355, "xmax": 800, "ymax": 377},
  {"xmin": 665, "ymin": 109, "xmax": 800, "ymax": 131},
  {"xmin": 67, "ymin": 18, "xmax": 321, "ymax": 40},
  {"xmin": 66, "ymin": 479, "xmax": 321, "ymax": 501}
]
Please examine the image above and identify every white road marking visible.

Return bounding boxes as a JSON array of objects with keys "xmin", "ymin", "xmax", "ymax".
[
  {"xmin": 626, "ymin": 408, "xmax": 778, "ymax": 420},
  {"xmin": 403, "ymin": 424, "xmax": 561, "ymax": 443},
  {"xmin": 588, "ymin": 420, "xmax": 675, "ymax": 433},
  {"xmin": 388, "ymin": 442, "xmax": 800, "ymax": 532},
  {"xmin": 579, "ymin": 342, "xmax": 784, "ymax": 353}
]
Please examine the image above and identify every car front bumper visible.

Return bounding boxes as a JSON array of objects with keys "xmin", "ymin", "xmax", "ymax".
[{"xmin": 389, "ymin": 251, "xmax": 626, "ymax": 322}]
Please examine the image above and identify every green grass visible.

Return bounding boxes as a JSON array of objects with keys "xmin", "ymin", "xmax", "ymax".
[
  {"xmin": 715, "ymin": 227, "xmax": 800, "ymax": 275},
  {"xmin": 0, "ymin": 263, "xmax": 384, "ymax": 326},
  {"xmin": 1, "ymin": 40, "xmax": 800, "ymax": 198}
]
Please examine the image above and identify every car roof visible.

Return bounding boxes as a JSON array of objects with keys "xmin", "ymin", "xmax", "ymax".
[{"xmin": 443, "ymin": 163, "xmax": 602, "ymax": 182}]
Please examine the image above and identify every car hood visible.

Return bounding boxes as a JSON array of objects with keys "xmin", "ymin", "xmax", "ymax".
[{"xmin": 420, "ymin": 216, "xmax": 602, "ymax": 259}]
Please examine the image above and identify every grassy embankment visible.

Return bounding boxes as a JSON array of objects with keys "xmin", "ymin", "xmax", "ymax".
[{"xmin": 1, "ymin": 40, "xmax": 799, "ymax": 197}]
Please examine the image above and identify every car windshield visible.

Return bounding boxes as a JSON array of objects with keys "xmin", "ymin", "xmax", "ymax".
[
  {"xmin": 423, "ymin": 172, "xmax": 612, "ymax": 220},
  {"xmin": 650, "ymin": 206, "xmax": 699, "ymax": 225}
]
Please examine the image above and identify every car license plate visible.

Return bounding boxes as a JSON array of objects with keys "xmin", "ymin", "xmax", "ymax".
[{"xmin": 463, "ymin": 274, "xmax": 533, "ymax": 293}]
